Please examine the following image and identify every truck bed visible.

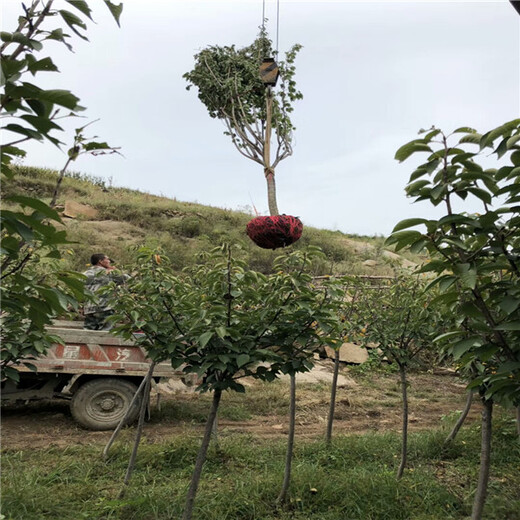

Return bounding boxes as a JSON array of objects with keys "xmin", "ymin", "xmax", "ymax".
[{"xmin": 16, "ymin": 322, "xmax": 181, "ymax": 379}]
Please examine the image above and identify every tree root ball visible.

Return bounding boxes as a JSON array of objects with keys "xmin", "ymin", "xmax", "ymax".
[{"xmin": 246, "ymin": 215, "xmax": 303, "ymax": 250}]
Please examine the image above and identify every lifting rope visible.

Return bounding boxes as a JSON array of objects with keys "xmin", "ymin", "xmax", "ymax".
[{"xmin": 261, "ymin": 0, "xmax": 280, "ymax": 55}]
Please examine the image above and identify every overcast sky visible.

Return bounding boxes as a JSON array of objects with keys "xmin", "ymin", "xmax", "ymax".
[{"xmin": 3, "ymin": 1, "xmax": 519, "ymax": 235}]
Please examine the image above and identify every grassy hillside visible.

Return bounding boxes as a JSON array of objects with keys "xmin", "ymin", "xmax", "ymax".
[{"xmin": 5, "ymin": 166, "xmax": 423, "ymax": 274}]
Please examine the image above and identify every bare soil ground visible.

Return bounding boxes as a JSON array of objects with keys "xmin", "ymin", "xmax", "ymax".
[{"xmin": 1, "ymin": 364, "xmax": 481, "ymax": 451}]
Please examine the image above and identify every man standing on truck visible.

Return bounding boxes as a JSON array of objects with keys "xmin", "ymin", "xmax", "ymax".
[{"xmin": 83, "ymin": 253, "xmax": 129, "ymax": 330}]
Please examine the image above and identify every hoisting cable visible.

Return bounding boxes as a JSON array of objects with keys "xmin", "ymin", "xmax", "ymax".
[
  {"xmin": 260, "ymin": 0, "xmax": 281, "ymax": 55},
  {"xmin": 276, "ymin": 0, "xmax": 280, "ymax": 55}
]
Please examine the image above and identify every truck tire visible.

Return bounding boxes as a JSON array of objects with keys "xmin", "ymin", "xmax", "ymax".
[{"xmin": 71, "ymin": 378, "xmax": 141, "ymax": 430}]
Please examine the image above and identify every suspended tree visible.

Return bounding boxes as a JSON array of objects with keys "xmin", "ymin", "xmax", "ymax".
[{"xmin": 184, "ymin": 30, "xmax": 304, "ymax": 248}]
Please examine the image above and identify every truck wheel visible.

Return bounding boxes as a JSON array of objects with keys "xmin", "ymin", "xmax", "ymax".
[{"xmin": 71, "ymin": 378, "xmax": 141, "ymax": 430}]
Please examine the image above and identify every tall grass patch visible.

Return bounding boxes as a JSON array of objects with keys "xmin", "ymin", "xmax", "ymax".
[{"xmin": 3, "ymin": 424, "xmax": 519, "ymax": 520}]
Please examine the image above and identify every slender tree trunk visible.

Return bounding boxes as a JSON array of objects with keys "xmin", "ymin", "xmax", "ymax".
[
  {"xmin": 265, "ymin": 168, "xmax": 279, "ymax": 216},
  {"xmin": 182, "ymin": 389, "xmax": 222, "ymax": 520},
  {"xmin": 50, "ymin": 156, "xmax": 73, "ymax": 208},
  {"xmin": 444, "ymin": 391, "xmax": 473, "ymax": 445},
  {"xmin": 516, "ymin": 405, "xmax": 520, "ymax": 438},
  {"xmin": 119, "ymin": 370, "xmax": 153, "ymax": 498},
  {"xmin": 471, "ymin": 398, "xmax": 493, "ymax": 520},
  {"xmin": 326, "ymin": 349, "xmax": 341, "ymax": 445},
  {"xmin": 263, "ymin": 86, "xmax": 279, "ymax": 216},
  {"xmin": 396, "ymin": 364, "xmax": 408, "ymax": 480},
  {"xmin": 211, "ymin": 411, "xmax": 220, "ymax": 451},
  {"xmin": 103, "ymin": 362, "xmax": 155, "ymax": 459},
  {"xmin": 277, "ymin": 373, "xmax": 296, "ymax": 504}
]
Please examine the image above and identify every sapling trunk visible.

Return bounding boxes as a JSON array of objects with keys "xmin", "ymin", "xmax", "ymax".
[
  {"xmin": 103, "ymin": 361, "xmax": 155, "ymax": 459},
  {"xmin": 211, "ymin": 411, "xmax": 220, "ymax": 452},
  {"xmin": 396, "ymin": 364, "xmax": 408, "ymax": 480},
  {"xmin": 264, "ymin": 87, "xmax": 279, "ymax": 216},
  {"xmin": 50, "ymin": 156, "xmax": 73, "ymax": 208},
  {"xmin": 277, "ymin": 373, "xmax": 296, "ymax": 504},
  {"xmin": 326, "ymin": 348, "xmax": 341, "ymax": 445},
  {"xmin": 516, "ymin": 405, "xmax": 520, "ymax": 438},
  {"xmin": 471, "ymin": 397, "xmax": 493, "ymax": 520},
  {"xmin": 182, "ymin": 389, "xmax": 222, "ymax": 520},
  {"xmin": 444, "ymin": 390, "xmax": 473, "ymax": 445},
  {"xmin": 119, "ymin": 368, "xmax": 153, "ymax": 498}
]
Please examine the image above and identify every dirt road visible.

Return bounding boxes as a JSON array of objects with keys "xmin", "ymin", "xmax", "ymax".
[{"xmin": 1, "ymin": 368, "xmax": 482, "ymax": 450}]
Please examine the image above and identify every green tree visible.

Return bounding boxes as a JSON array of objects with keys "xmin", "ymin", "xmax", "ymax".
[
  {"xmin": 108, "ymin": 245, "xmax": 340, "ymax": 519},
  {"xmin": 183, "ymin": 30, "xmax": 302, "ymax": 215},
  {"xmin": 359, "ymin": 275, "xmax": 438, "ymax": 479},
  {"xmin": 1, "ymin": 0, "xmax": 122, "ymax": 381},
  {"xmin": 388, "ymin": 120, "xmax": 520, "ymax": 519},
  {"xmin": 325, "ymin": 275, "xmax": 368, "ymax": 445}
]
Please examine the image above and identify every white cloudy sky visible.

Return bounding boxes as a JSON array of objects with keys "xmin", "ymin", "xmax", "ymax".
[{"xmin": 2, "ymin": 0, "xmax": 519, "ymax": 235}]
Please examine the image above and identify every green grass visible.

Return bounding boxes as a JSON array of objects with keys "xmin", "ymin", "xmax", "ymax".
[{"xmin": 2, "ymin": 424, "xmax": 519, "ymax": 520}]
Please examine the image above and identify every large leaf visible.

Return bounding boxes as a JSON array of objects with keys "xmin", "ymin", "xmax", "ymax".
[
  {"xmin": 65, "ymin": 0, "xmax": 93, "ymax": 20},
  {"xmin": 395, "ymin": 141, "xmax": 432, "ymax": 163},
  {"xmin": 20, "ymin": 114, "xmax": 63, "ymax": 134},
  {"xmin": 59, "ymin": 10, "xmax": 89, "ymax": 40},
  {"xmin": 451, "ymin": 337, "xmax": 482, "ymax": 360},
  {"xmin": 453, "ymin": 263, "xmax": 477, "ymax": 290},
  {"xmin": 26, "ymin": 56, "xmax": 59, "ymax": 75},
  {"xmin": 3, "ymin": 123, "xmax": 43, "ymax": 141},
  {"xmin": 495, "ymin": 321, "xmax": 520, "ymax": 331},
  {"xmin": 6, "ymin": 196, "xmax": 62, "ymax": 221},
  {"xmin": 103, "ymin": 1, "xmax": 123, "ymax": 27},
  {"xmin": 198, "ymin": 331, "xmax": 213, "ymax": 348},
  {"xmin": 391, "ymin": 218, "xmax": 429, "ymax": 232},
  {"xmin": 458, "ymin": 134, "xmax": 482, "ymax": 145},
  {"xmin": 38, "ymin": 88, "xmax": 83, "ymax": 111},
  {"xmin": 236, "ymin": 353, "xmax": 250, "ymax": 368},
  {"xmin": 453, "ymin": 127, "xmax": 477, "ymax": 134}
]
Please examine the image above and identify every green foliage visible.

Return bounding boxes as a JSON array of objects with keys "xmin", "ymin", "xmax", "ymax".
[
  {"xmin": 0, "ymin": 1, "xmax": 122, "ymax": 381},
  {"xmin": 357, "ymin": 276, "xmax": 441, "ymax": 369},
  {"xmin": 108, "ymin": 245, "xmax": 342, "ymax": 393},
  {"xmin": 1, "ymin": 0, "xmax": 122, "ymax": 175},
  {"xmin": 183, "ymin": 29, "xmax": 302, "ymax": 168},
  {"xmin": 387, "ymin": 120, "xmax": 520, "ymax": 405},
  {"xmin": 0, "ymin": 193, "xmax": 88, "ymax": 380}
]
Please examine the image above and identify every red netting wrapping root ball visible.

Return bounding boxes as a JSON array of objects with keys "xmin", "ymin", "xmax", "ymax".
[{"xmin": 246, "ymin": 215, "xmax": 303, "ymax": 250}]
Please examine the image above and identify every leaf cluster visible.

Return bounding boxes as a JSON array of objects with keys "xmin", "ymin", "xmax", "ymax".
[
  {"xmin": 387, "ymin": 120, "xmax": 520, "ymax": 404},
  {"xmin": 108, "ymin": 245, "xmax": 342, "ymax": 393},
  {"xmin": 354, "ymin": 276, "xmax": 442, "ymax": 368},
  {"xmin": 183, "ymin": 29, "xmax": 302, "ymax": 169},
  {"xmin": 1, "ymin": 0, "xmax": 122, "ymax": 177},
  {"xmin": 1, "ymin": 1, "xmax": 122, "ymax": 381}
]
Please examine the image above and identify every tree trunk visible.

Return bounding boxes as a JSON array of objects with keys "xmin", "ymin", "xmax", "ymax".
[
  {"xmin": 277, "ymin": 373, "xmax": 296, "ymax": 504},
  {"xmin": 211, "ymin": 411, "xmax": 220, "ymax": 451},
  {"xmin": 182, "ymin": 389, "xmax": 222, "ymax": 520},
  {"xmin": 516, "ymin": 405, "xmax": 520, "ymax": 439},
  {"xmin": 103, "ymin": 362, "xmax": 155, "ymax": 459},
  {"xmin": 265, "ymin": 168, "xmax": 279, "ymax": 216},
  {"xmin": 263, "ymin": 86, "xmax": 279, "ymax": 216},
  {"xmin": 471, "ymin": 397, "xmax": 493, "ymax": 520},
  {"xmin": 444, "ymin": 390, "xmax": 473, "ymax": 445},
  {"xmin": 119, "ymin": 368, "xmax": 153, "ymax": 498},
  {"xmin": 396, "ymin": 364, "xmax": 408, "ymax": 480},
  {"xmin": 50, "ymin": 156, "xmax": 73, "ymax": 208},
  {"xmin": 326, "ymin": 349, "xmax": 341, "ymax": 445}
]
